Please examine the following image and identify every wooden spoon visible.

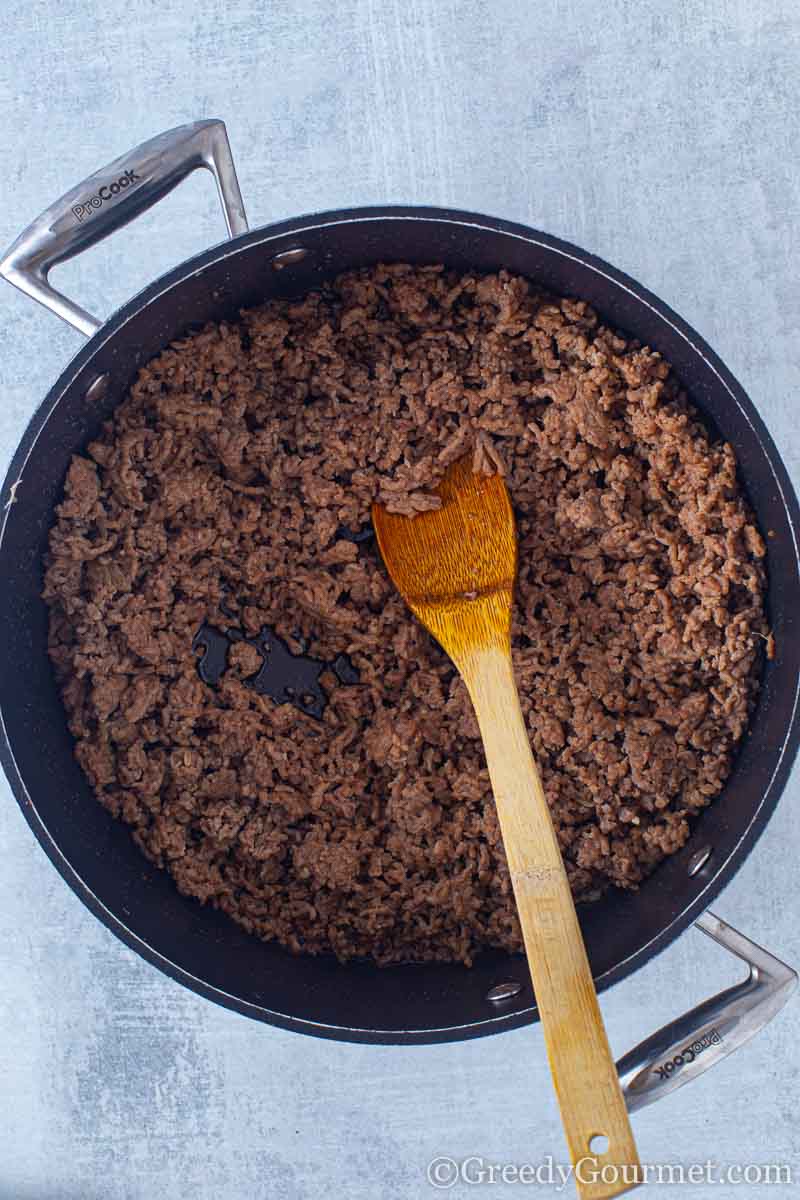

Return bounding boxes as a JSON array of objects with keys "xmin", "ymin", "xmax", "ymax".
[{"xmin": 372, "ymin": 457, "xmax": 641, "ymax": 1200}]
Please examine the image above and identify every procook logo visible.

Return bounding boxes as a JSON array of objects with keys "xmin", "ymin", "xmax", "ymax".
[
  {"xmin": 653, "ymin": 1028, "xmax": 722, "ymax": 1081},
  {"xmin": 71, "ymin": 169, "xmax": 141, "ymax": 222}
]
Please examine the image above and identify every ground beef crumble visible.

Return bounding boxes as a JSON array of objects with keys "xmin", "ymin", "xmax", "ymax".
[{"xmin": 42, "ymin": 264, "xmax": 767, "ymax": 964}]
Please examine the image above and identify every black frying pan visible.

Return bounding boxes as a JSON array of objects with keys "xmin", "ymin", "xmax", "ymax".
[{"xmin": 1, "ymin": 123, "xmax": 797, "ymax": 1094}]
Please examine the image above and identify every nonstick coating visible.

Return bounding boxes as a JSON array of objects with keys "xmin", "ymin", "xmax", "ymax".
[{"xmin": 1, "ymin": 208, "xmax": 798, "ymax": 1044}]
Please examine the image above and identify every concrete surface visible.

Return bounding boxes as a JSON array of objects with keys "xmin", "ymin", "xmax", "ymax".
[{"xmin": 1, "ymin": 2, "xmax": 799, "ymax": 1198}]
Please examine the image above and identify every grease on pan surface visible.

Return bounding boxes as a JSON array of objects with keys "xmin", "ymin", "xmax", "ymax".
[{"xmin": 43, "ymin": 265, "xmax": 767, "ymax": 965}]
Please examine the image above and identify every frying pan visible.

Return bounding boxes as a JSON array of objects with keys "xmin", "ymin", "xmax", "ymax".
[{"xmin": 1, "ymin": 121, "xmax": 797, "ymax": 1109}]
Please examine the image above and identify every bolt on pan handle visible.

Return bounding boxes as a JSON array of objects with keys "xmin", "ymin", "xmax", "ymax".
[
  {"xmin": 0, "ymin": 119, "xmax": 249, "ymax": 337},
  {"xmin": 615, "ymin": 911, "xmax": 797, "ymax": 1113}
]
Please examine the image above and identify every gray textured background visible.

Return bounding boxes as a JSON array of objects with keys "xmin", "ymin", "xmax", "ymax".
[{"xmin": 1, "ymin": 2, "xmax": 799, "ymax": 1198}]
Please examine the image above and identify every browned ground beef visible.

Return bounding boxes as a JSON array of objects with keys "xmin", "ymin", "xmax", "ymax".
[{"xmin": 43, "ymin": 264, "xmax": 768, "ymax": 965}]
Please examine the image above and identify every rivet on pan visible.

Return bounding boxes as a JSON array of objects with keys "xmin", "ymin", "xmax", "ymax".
[
  {"xmin": 272, "ymin": 247, "xmax": 309, "ymax": 270},
  {"xmin": 85, "ymin": 373, "xmax": 110, "ymax": 403},
  {"xmin": 688, "ymin": 845, "xmax": 713, "ymax": 877},
  {"xmin": 486, "ymin": 981, "xmax": 522, "ymax": 1003}
]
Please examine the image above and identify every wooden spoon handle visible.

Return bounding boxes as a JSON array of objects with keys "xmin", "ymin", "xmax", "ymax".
[{"xmin": 462, "ymin": 643, "xmax": 641, "ymax": 1200}]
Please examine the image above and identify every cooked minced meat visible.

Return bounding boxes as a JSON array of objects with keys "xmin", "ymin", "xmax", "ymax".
[{"xmin": 42, "ymin": 264, "xmax": 767, "ymax": 965}]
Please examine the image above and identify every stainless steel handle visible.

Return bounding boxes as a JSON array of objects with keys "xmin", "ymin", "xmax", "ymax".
[
  {"xmin": 616, "ymin": 911, "xmax": 796, "ymax": 1112},
  {"xmin": 0, "ymin": 119, "xmax": 248, "ymax": 337}
]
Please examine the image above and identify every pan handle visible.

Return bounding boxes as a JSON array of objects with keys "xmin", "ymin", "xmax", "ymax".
[
  {"xmin": 616, "ymin": 911, "xmax": 796, "ymax": 1112},
  {"xmin": 0, "ymin": 119, "xmax": 248, "ymax": 337}
]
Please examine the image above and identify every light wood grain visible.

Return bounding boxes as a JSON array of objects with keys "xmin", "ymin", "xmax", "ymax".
[{"xmin": 373, "ymin": 458, "xmax": 641, "ymax": 1199}]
